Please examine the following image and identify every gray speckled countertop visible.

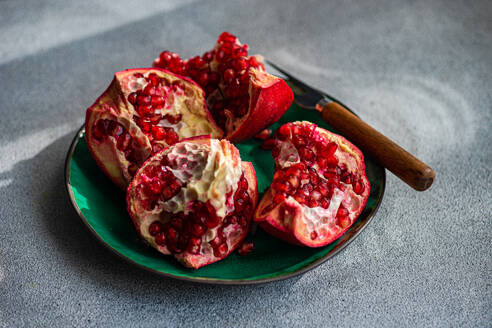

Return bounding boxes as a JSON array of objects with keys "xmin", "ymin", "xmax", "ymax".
[{"xmin": 0, "ymin": 0, "xmax": 490, "ymax": 327}]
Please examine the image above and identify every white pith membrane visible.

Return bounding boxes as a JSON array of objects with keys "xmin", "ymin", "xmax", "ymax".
[
  {"xmin": 87, "ymin": 69, "xmax": 221, "ymax": 187},
  {"xmin": 121, "ymin": 72, "xmax": 219, "ymax": 140},
  {"xmin": 129, "ymin": 138, "xmax": 246, "ymax": 266},
  {"xmin": 264, "ymin": 122, "xmax": 368, "ymax": 244}
]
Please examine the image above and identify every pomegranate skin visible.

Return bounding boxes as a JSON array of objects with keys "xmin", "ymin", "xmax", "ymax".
[
  {"xmin": 85, "ymin": 68, "xmax": 223, "ymax": 189},
  {"xmin": 255, "ymin": 121, "xmax": 370, "ymax": 248},
  {"xmin": 226, "ymin": 69, "xmax": 294, "ymax": 142}
]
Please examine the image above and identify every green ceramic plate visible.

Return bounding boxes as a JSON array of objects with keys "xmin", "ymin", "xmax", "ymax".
[{"xmin": 65, "ymin": 102, "xmax": 385, "ymax": 284}]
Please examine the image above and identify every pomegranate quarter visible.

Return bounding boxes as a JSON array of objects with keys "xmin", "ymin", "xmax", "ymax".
[
  {"xmin": 154, "ymin": 32, "xmax": 294, "ymax": 142},
  {"xmin": 85, "ymin": 68, "xmax": 223, "ymax": 189},
  {"xmin": 127, "ymin": 136, "xmax": 258, "ymax": 269},
  {"xmin": 255, "ymin": 121, "xmax": 370, "ymax": 247}
]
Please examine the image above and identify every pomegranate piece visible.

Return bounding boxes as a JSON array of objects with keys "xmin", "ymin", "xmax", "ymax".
[
  {"xmin": 255, "ymin": 121, "xmax": 370, "ymax": 247},
  {"xmin": 237, "ymin": 240, "xmax": 255, "ymax": 256},
  {"xmin": 85, "ymin": 68, "xmax": 223, "ymax": 189},
  {"xmin": 153, "ymin": 32, "xmax": 294, "ymax": 142},
  {"xmin": 127, "ymin": 135, "xmax": 258, "ymax": 269}
]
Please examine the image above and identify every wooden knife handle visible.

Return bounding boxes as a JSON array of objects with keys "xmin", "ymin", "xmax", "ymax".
[{"xmin": 320, "ymin": 102, "xmax": 434, "ymax": 191}]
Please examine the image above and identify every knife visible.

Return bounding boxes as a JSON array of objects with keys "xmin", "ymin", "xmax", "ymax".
[{"xmin": 266, "ymin": 60, "xmax": 434, "ymax": 191}]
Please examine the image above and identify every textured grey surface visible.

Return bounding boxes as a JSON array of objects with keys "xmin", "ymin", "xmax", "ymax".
[{"xmin": 0, "ymin": 0, "xmax": 491, "ymax": 327}]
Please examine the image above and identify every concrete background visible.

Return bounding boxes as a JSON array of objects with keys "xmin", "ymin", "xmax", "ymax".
[{"xmin": 0, "ymin": 0, "xmax": 490, "ymax": 326}]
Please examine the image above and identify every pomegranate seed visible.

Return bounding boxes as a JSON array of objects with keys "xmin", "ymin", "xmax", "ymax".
[
  {"xmin": 151, "ymin": 126, "xmax": 166, "ymax": 141},
  {"xmin": 128, "ymin": 92, "xmax": 138, "ymax": 104},
  {"xmin": 159, "ymin": 51, "xmax": 173, "ymax": 63},
  {"xmin": 155, "ymin": 232, "xmax": 166, "ymax": 246},
  {"xmin": 190, "ymin": 223, "xmax": 205, "ymax": 237},
  {"xmin": 337, "ymin": 207, "xmax": 349, "ymax": 218},
  {"xmin": 310, "ymin": 231, "xmax": 318, "ymax": 240},
  {"xmin": 218, "ymin": 32, "xmax": 237, "ymax": 44},
  {"xmin": 197, "ymin": 71, "xmax": 209, "ymax": 86},
  {"xmin": 273, "ymin": 193, "xmax": 286, "ymax": 204},
  {"xmin": 133, "ymin": 73, "xmax": 144, "ymax": 78},
  {"xmin": 138, "ymin": 104, "xmax": 154, "ymax": 117},
  {"xmin": 165, "ymin": 129, "xmax": 179, "ymax": 145},
  {"xmin": 223, "ymin": 69, "xmax": 235, "ymax": 83},
  {"xmin": 166, "ymin": 227, "xmax": 179, "ymax": 243},
  {"xmin": 151, "ymin": 95, "xmax": 165, "ymax": 107},
  {"xmin": 353, "ymin": 180, "xmax": 365, "ymax": 195},
  {"xmin": 137, "ymin": 94, "xmax": 151, "ymax": 105},
  {"xmin": 233, "ymin": 58, "xmax": 248, "ymax": 71},
  {"xmin": 237, "ymin": 241, "xmax": 255, "ymax": 256},
  {"xmin": 116, "ymin": 133, "xmax": 131, "ymax": 151},
  {"xmin": 338, "ymin": 216, "xmax": 351, "ymax": 229},
  {"xmin": 278, "ymin": 125, "xmax": 290, "ymax": 139},
  {"xmin": 149, "ymin": 221, "xmax": 162, "ymax": 236},
  {"xmin": 213, "ymin": 243, "xmax": 228, "ymax": 258},
  {"xmin": 248, "ymin": 56, "xmax": 259, "ymax": 68},
  {"xmin": 163, "ymin": 114, "xmax": 182, "ymax": 124},
  {"xmin": 202, "ymin": 51, "xmax": 215, "ymax": 62},
  {"xmin": 233, "ymin": 46, "xmax": 248, "ymax": 59},
  {"xmin": 149, "ymin": 177, "xmax": 162, "ymax": 194},
  {"xmin": 204, "ymin": 215, "xmax": 221, "ymax": 229},
  {"xmin": 320, "ymin": 199, "xmax": 330, "ymax": 209},
  {"xmin": 209, "ymin": 235, "xmax": 222, "ymax": 248},
  {"xmin": 143, "ymin": 84, "xmax": 156, "ymax": 95}
]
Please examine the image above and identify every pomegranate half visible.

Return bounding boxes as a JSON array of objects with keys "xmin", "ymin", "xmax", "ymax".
[
  {"xmin": 127, "ymin": 135, "xmax": 258, "ymax": 269},
  {"xmin": 85, "ymin": 68, "xmax": 223, "ymax": 189},
  {"xmin": 153, "ymin": 32, "xmax": 294, "ymax": 142},
  {"xmin": 255, "ymin": 121, "xmax": 370, "ymax": 247}
]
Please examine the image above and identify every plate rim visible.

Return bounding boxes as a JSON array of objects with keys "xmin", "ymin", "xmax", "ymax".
[{"xmin": 65, "ymin": 111, "xmax": 386, "ymax": 285}]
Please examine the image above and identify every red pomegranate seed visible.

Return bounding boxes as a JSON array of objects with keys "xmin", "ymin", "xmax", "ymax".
[
  {"xmin": 223, "ymin": 69, "xmax": 235, "ymax": 83},
  {"xmin": 213, "ymin": 243, "xmax": 228, "ymax": 258},
  {"xmin": 197, "ymin": 71, "xmax": 209, "ymax": 86},
  {"xmin": 233, "ymin": 58, "xmax": 248, "ymax": 71},
  {"xmin": 149, "ymin": 221, "xmax": 162, "ymax": 236},
  {"xmin": 190, "ymin": 223, "xmax": 205, "ymax": 237},
  {"xmin": 155, "ymin": 232, "xmax": 166, "ymax": 246},
  {"xmin": 237, "ymin": 241, "xmax": 255, "ymax": 256},
  {"xmin": 310, "ymin": 231, "xmax": 318, "ymax": 240},
  {"xmin": 116, "ymin": 133, "xmax": 131, "ymax": 151},
  {"xmin": 149, "ymin": 177, "xmax": 162, "ymax": 194},
  {"xmin": 218, "ymin": 32, "xmax": 237, "ymax": 43},
  {"xmin": 151, "ymin": 126, "xmax": 166, "ymax": 141},
  {"xmin": 353, "ymin": 180, "xmax": 364, "ymax": 195},
  {"xmin": 248, "ymin": 56, "xmax": 259, "ymax": 68},
  {"xmin": 143, "ymin": 84, "xmax": 156, "ymax": 95},
  {"xmin": 137, "ymin": 94, "xmax": 151, "ymax": 105},
  {"xmin": 151, "ymin": 95, "xmax": 165, "ymax": 107},
  {"xmin": 138, "ymin": 105, "xmax": 154, "ymax": 117},
  {"xmin": 128, "ymin": 92, "xmax": 138, "ymax": 104},
  {"xmin": 165, "ymin": 129, "xmax": 179, "ymax": 145},
  {"xmin": 337, "ymin": 207, "xmax": 349, "ymax": 218},
  {"xmin": 273, "ymin": 193, "xmax": 286, "ymax": 204}
]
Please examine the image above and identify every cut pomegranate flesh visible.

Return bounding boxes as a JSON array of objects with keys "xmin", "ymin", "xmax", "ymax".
[
  {"xmin": 255, "ymin": 121, "xmax": 370, "ymax": 247},
  {"xmin": 127, "ymin": 135, "xmax": 258, "ymax": 269},
  {"xmin": 85, "ymin": 68, "xmax": 223, "ymax": 189},
  {"xmin": 153, "ymin": 32, "xmax": 294, "ymax": 142}
]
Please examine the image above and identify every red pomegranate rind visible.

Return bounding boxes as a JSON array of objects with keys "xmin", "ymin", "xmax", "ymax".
[
  {"xmin": 226, "ymin": 69, "xmax": 294, "ymax": 142},
  {"xmin": 153, "ymin": 32, "xmax": 293, "ymax": 142},
  {"xmin": 85, "ymin": 68, "xmax": 223, "ymax": 189},
  {"xmin": 127, "ymin": 136, "xmax": 258, "ymax": 269},
  {"xmin": 255, "ymin": 121, "xmax": 370, "ymax": 247}
]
